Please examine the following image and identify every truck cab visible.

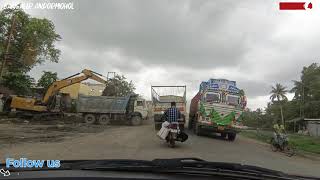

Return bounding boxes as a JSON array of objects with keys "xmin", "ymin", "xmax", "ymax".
[
  {"xmin": 133, "ymin": 98, "xmax": 149, "ymax": 120},
  {"xmin": 189, "ymin": 79, "xmax": 246, "ymax": 141}
]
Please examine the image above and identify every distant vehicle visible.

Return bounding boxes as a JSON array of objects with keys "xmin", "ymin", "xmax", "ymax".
[
  {"xmin": 151, "ymin": 86, "xmax": 186, "ymax": 130},
  {"xmin": 77, "ymin": 94, "xmax": 148, "ymax": 125},
  {"xmin": 189, "ymin": 79, "xmax": 247, "ymax": 141}
]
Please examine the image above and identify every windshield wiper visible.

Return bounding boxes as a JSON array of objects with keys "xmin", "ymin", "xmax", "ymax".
[
  {"xmin": 70, "ymin": 158, "xmax": 309, "ymax": 180},
  {"xmin": 1, "ymin": 158, "xmax": 315, "ymax": 180}
]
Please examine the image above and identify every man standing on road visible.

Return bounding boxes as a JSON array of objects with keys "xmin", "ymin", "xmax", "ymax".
[{"xmin": 164, "ymin": 102, "xmax": 181, "ymax": 123}]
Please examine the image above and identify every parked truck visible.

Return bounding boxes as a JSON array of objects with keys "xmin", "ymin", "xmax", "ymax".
[
  {"xmin": 151, "ymin": 86, "xmax": 186, "ymax": 130},
  {"xmin": 77, "ymin": 94, "xmax": 148, "ymax": 125},
  {"xmin": 188, "ymin": 79, "xmax": 247, "ymax": 141}
]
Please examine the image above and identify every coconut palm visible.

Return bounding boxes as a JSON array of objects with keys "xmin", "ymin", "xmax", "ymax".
[
  {"xmin": 270, "ymin": 83, "xmax": 288, "ymax": 126},
  {"xmin": 239, "ymin": 89, "xmax": 245, "ymax": 96}
]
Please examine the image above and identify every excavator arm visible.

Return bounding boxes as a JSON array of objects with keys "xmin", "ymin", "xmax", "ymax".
[
  {"xmin": 10, "ymin": 69, "xmax": 107, "ymax": 112},
  {"xmin": 42, "ymin": 69, "xmax": 107, "ymax": 103}
]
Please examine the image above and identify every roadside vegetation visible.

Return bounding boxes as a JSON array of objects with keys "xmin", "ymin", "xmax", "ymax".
[
  {"xmin": 242, "ymin": 63, "xmax": 320, "ymax": 132},
  {"xmin": 241, "ymin": 63, "xmax": 320, "ymax": 155},
  {"xmin": 0, "ymin": 5, "xmax": 61, "ymax": 94},
  {"xmin": 240, "ymin": 130, "xmax": 320, "ymax": 155}
]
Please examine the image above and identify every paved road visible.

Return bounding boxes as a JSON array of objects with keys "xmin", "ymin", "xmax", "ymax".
[{"xmin": 1, "ymin": 122, "xmax": 319, "ymax": 177}]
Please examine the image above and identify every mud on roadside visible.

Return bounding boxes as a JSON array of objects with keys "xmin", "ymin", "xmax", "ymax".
[{"xmin": 0, "ymin": 115, "xmax": 110, "ymax": 148}]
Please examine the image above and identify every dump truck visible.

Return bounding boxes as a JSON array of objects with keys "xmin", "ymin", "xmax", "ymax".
[
  {"xmin": 188, "ymin": 79, "xmax": 247, "ymax": 141},
  {"xmin": 151, "ymin": 86, "xmax": 186, "ymax": 130},
  {"xmin": 77, "ymin": 94, "xmax": 148, "ymax": 125}
]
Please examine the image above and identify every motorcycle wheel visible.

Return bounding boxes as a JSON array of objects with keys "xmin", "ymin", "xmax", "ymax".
[
  {"xmin": 284, "ymin": 145, "xmax": 295, "ymax": 157},
  {"xmin": 270, "ymin": 138, "xmax": 278, "ymax": 152},
  {"xmin": 168, "ymin": 133, "xmax": 175, "ymax": 148}
]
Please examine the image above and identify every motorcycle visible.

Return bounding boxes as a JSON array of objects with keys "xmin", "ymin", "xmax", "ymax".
[
  {"xmin": 165, "ymin": 122, "xmax": 180, "ymax": 148},
  {"xmin": 157, "ymin": 113, "xmax": 188, "ymax": 148},
  {"xmin": 270, "ymin": 133, "xmax": 295, "ymax": 157}
]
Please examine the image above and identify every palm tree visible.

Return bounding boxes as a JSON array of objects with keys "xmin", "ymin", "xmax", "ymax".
[
  {"xmin": 239, "ymin": 89, "xmax": 245, "ymax": 96},
  {"xmin": 270, "ymin": 83, "xmax": 288, "ymax": 127}
]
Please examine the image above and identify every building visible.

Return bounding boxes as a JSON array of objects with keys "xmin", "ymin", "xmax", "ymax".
[
  {"xmin": 83, "ymin": 82, "xmax": 106, "ymax": 96},
  {"xmin": 304, "ymin": 118, "xmax": 320, "ymax": 137},
  {"xmin": 60, "ymin": 82, "xmax": 105, "ymax": 99},
  {"xmin": 288, "ymin": 117, "xmax": 320, "ymax": 137}
]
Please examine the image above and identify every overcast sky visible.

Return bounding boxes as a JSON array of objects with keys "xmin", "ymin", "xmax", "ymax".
[{"xmin": 1, "ymin": 0, "xmax": 319, "ymax": 110}]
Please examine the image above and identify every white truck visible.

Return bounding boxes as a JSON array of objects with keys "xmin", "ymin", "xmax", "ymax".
[{"xmin": 151, "ymin": 86, "xmax": 186, "ymax": 130}]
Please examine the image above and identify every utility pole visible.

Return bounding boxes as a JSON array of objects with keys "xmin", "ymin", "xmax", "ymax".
[
  {"xmin": 0, "ymin": 14, "xmax": 17, "ymax": 78},
  {"xmin": 107, "ymin": 72, "xmax": 116, "ymax": 80}
]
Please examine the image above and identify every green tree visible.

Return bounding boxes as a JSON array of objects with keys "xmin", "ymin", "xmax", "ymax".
[
  {"xmin": 239, "ymin": 89, "xmax": 245, "ymax": 96},
  {"xmin": 291, "ymin": 63, "xmax": 320, "ymax": 118},
  {"xmin": 270, "ymin": 83, "xmax": 288, "ymax": 126},
  {"xmin": 2, "ymin": 72, "xmax": 34, "ymax": 95},
  {"xmin": 102, "ymin": 75, "xmax": 135, "ymax": 96},
  {"xmin": 37, "ymin": 71, "xmax": 58, "ymax": 91},
  {"xmin": 0, "ymin": 5, "xmax": 61, "ymax": 73}
]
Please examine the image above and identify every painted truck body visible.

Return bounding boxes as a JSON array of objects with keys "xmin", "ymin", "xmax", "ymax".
[
  {"xmin": 151, "ymin": 86, "xmax": 186, "ymax": 130},
  {"xmin": 189, "ymin": 79, "xmax": 247, "ymax": 141},
  {"xmin": 77, "ymin": 94, "xmax": 148, "ymax": 125}
]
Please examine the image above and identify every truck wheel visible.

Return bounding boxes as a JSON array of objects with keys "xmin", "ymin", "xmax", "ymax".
[
  {"xmin": 131, "ymin": 116, "xmax": 142, "ymax": 126},
  {"xmin": 155, "ymin": 123, "xmax": 162, "ymax": 130},
  {"xmin": 195, "ymin": 123, "xmax": 201, "ymax": 136},
  {"xmin": 84, "ymin": 114, "xmax": 96, "ymax": 124},
  {"xmin": 221, "ymin": 133, "xmax": 227, "ymax": 139},
  {"xmin": 154, "ymin": 115, "xmax": 163, "ymax": 122},
  {"xmin": 98, "ymin": 115, "xmax": 111, "ymax": 125},
  {"xmin": 188, "ymin": 118, "xmax": 193, "ymax": 130},
  {"xmin": 227, "ymin": 133, "xmax": 236, "ymax": 141}
]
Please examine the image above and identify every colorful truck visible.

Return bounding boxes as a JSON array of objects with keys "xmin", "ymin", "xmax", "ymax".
[
  {"xmin": 188, "ymin": 79, "xmax": 247, "ymax": 141},
  {"xmin": 151, "ymin": 86, "xmax": 187, "ymax": 130}
]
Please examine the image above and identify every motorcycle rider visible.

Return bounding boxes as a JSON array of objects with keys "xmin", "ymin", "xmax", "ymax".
[
  {"xmin": 273, "ymin": 123, "xmax": 286, "ymax": 146},
  {"xmin": 161, "ymin": 102, "xmax": 188, "ymax": 144},
  {"xmin": 164, "ymin": 102, "xmax": 181, "ymax": 123},
  {"xmin": 273, "ymin": 123, "xmax": 280, "ymax": 144}
]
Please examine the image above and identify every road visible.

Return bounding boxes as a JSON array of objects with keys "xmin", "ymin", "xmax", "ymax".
[{"xmin": 1, "ymin": 121, "xmax": 319, "ymax": 177}]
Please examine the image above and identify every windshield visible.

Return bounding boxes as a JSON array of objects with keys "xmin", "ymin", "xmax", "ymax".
[
  {"xmin": 226, "ymin": 95, "xmax": 239, "ymax": 106},
  {"xmin": 0, "ymin": 0, "xmax": 320, "ymax": 178},
  {"xmin": 205, "ymin": 93, "xmax": 220, "ymax": 103}
]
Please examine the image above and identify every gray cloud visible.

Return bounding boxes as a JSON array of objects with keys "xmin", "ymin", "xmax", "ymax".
[{"xmin": 2, "ymin": 0, "xmax": 320, "ymax": 109}]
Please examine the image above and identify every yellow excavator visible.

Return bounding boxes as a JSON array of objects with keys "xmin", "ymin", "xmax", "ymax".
[{"xmin": 9, "ymin": 69, "xmax": 107, "ymax": 115}]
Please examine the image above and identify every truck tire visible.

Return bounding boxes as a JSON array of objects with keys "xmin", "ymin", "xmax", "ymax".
[
  {"xmin": 98, "ymin": 115, "xmax": 111, "ymax": 125},
  {"xmin": 154, "ymin": 114, "xmax": 163, "ymax": 122},
  {"xmin": 194, "ymin": 123, "xmax": 201, "ymax": 136},
  {"xmin": 227, "ymin": 133, "xmax": 236, "ymax": 141},
  {"xmin": 221, "ymin": 133, "xmax": 227, "ymax": 139},
  {"xmin": 131, "ymin": 116, "xmax": 142, "ymax": 126},
  {"xmin": 188, "ymin": 118, "xmax": 193, "ymax": 130},
  {"xmin": 155, "ymin": 122, "xmax": 162, "ymax": 130},
  {"xmin": 84, "ymin": 114, "xmax": 96, "ymax": 124}
]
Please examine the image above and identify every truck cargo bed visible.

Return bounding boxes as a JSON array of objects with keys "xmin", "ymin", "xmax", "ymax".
[{"xmin": 77, "ymin": 95, "xmax": 131, "ymax": 114}]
